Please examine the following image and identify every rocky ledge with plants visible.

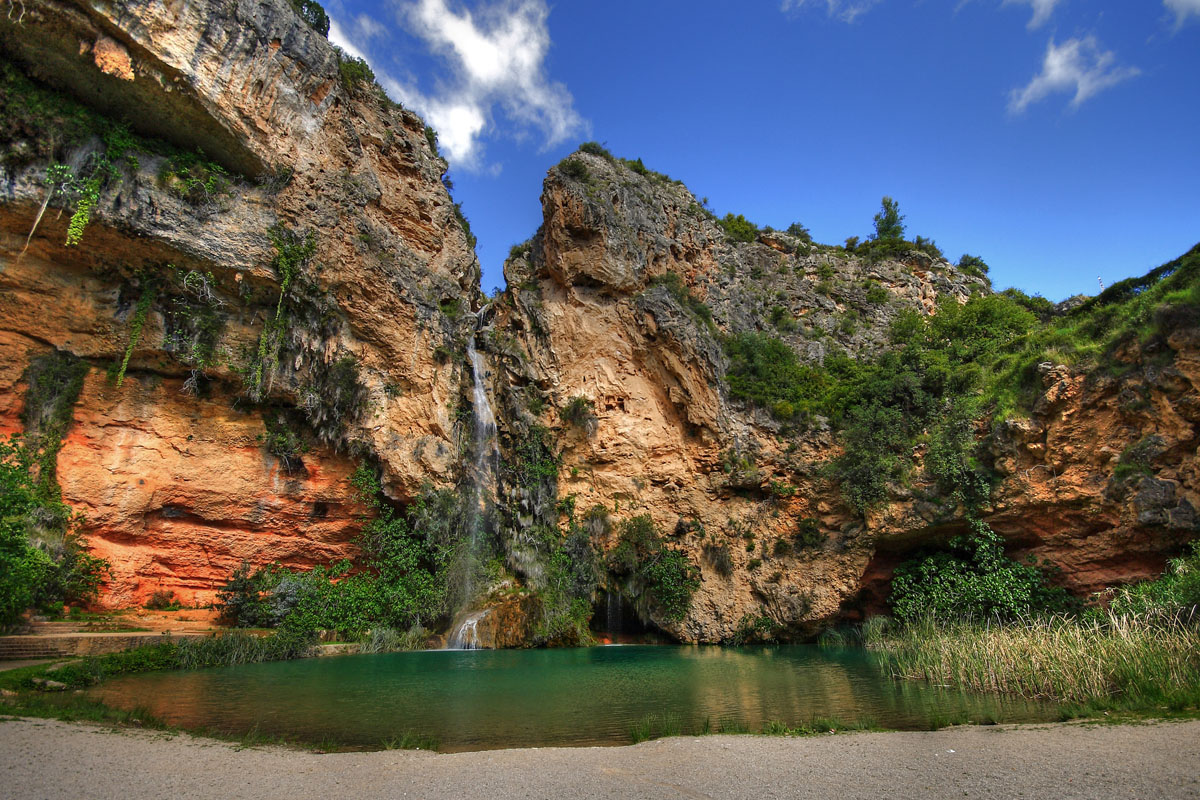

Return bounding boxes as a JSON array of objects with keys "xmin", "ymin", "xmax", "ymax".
[{"xmin": 0, "ymin": 0, "xmax": 1195, "ymax": 667}]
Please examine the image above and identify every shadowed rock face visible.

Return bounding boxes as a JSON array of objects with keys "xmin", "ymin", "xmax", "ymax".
[
  {"xmin": 0, "ymin": 0, "xmax": 481, "ymax": 607},
  {"xmin": 1, "ymin": 2, "xmax": 1195, "ymax": 634}
]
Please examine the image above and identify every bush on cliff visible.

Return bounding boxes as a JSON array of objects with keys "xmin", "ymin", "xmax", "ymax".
[
  {"xmin": 0, "ymin": 435, "xmax": 108, "ymax": 631},
  {"xmin": 215, "ymin": 468, "xmax": 453, "ymax": 637},
  {"xmin": 889, "ymin": 521, "xmax": 1073, "ymax": 623},
  {"xmin": 608, "ymin": 515, "xmax": 700, "ymax": 622}
]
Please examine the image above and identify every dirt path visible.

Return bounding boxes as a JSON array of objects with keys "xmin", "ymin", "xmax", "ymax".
[{"xmin": 2, "ymin": 716, "xmax": 1197, "ymax": 799}]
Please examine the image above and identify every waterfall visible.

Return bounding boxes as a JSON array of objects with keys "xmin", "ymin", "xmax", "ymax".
[
  {"xmin": 447, "ymin": 609, "xmax": 490, "ymax": 650},
  {"xmin": 606, "ymin": 591, "xmax": 622, "ymax": 637},
  {"xmin": 446, "ymin": 311, "xmax": 500, "ymax": 647}
]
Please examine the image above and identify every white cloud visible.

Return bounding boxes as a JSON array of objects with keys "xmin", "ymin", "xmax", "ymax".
[
  {"xmin": 1004, "ymin": 0, "xmax": 1061, "ymax": 29},
  {"xmin": 1008, "ymin": 36, "xmax": 1139, "ymax": 113},
  {"xmin": 388, "ymin": 0, "xmax": 585, "ymax": 168},
  {"xmin": 779, "ymin": 0, "xmax": 883, "ymax": 24},
  {"xmin": 328, "ymin": 17, "xmax": 369, "ymax": 62},
  {"xmin": 1164, "ymin": 0, "xmax": 1200, "ymax": 27}
]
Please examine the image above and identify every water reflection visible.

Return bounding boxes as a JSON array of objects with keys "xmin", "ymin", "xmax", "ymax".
[{"xmin": 91, "ymin": 645, "xmax": 1054, "ymax": 752}]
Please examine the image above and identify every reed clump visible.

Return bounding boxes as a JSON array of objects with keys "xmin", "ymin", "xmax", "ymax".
[{"xmin": 866, "ymin": 610, "xmax": 1200, "ymax": 709}]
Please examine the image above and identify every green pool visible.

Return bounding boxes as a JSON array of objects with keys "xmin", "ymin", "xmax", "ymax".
[{"xmin": 90, "ymin": 645, "xmax": 1055, "ymax": 751}]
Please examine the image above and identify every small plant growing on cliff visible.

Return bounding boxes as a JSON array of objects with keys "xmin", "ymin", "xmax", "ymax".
[
  {"xmin": 578, "ymin": 141, "xmax": 614, "ymax": 160},
  {"xmin": 299, "ymin": 355, "xmax": 368, "ymax": 442},
  {"xmin": 245, "ymin": 225, "xmax": 316, "ymax": 402},
  {"xmin": 1111, "ymin": 435, "xmax": 1163, "ymax": 484},
  {"xmin": 110, "ymin": 281, "xmax": 158, "ymax": 388},
  {"xmin": 560, "ymin": 395, "xmax": 597, "ymax": 432},
  {"xmin": 718, "ymin": 213, "xmax": 757, "ymax": 244},
  {"xmin": 144, "ymin": 590, "xmax": 181, "ymax": 611},
  {"xmin": 157, "ymin": 150, "xmax": 230, "ymax": 205},
  {"xmin": 703, "ymin": 543, "xmax": 733, "ymax": 577},
  {"xmin": 560, "ymin": 157, "xmax": 590, "ymax": 182},
  {"xmin": 864, "ymin": 282, "xmax": 890, "ymax": 304},
  {"xmin": 649, "ymin": 272, "xmax": 714, "ymax": 328},
  {"xmin": 794, "ymin": 518, "xmax": 824, "ymax": 549},
  {"xmin": 336, "ymin": 50, "xmax": 376, "ymax": 92}
]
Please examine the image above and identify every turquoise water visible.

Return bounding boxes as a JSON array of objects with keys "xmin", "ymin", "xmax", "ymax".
[{"xmin": 91, "ymin": 645, "xmax": 1056, "ymax": 751}]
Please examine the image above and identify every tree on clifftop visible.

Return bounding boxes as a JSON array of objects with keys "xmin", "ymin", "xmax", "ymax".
[{"xmin": 872, "ymin": 196, "xmax": 906, "ymax": 241}]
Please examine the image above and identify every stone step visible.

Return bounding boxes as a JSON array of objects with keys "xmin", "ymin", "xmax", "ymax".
[{"xmin": 0, "ymin": 633, "xmax": 204, "ymax": 661}]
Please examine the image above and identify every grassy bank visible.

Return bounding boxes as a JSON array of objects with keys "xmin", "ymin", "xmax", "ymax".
[{"xmin": 866, "ymin": 611, "xmax": 1200, "ymax": 714}]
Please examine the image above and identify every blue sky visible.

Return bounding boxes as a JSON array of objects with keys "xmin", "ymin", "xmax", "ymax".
[{"xmin": 325, "ymin": 0, "xmax": 1200, "ymax": 301}]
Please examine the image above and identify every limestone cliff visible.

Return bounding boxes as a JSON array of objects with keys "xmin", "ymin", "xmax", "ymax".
[
  {"xmin": 0, "ymin": 2, "xmax": 1194, "ymax": 640},
  {"xmin": 485, "ymin": 151, "xmax": 1198, "ymax": 642},
  {"xmin": 0, "ymin": 0, "xmax": 481, "ymax": 606}
]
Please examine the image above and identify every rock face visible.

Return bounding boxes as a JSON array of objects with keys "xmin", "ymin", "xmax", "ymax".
[
  {"xmin": 0, "ymin": 3, "xmax": 1194, "ymax": 634},
  {"xmin": 0, "ymin": 0, "xmax": 480, "ymax": 606},
  {"xmin": 486, "ymin": 153, "xmax": 1199, "ymax": 641}
]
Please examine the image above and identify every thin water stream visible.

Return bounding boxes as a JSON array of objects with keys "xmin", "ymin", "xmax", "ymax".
[{"xmin": 90, "ymin": 645, "xmax": 1058, "ymax": 751}]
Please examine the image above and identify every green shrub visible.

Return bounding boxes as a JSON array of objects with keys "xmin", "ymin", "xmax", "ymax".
[
  {"xmin": 957, "ymin": 253, "xmax": 989, "ymax": 278},
  {"xmin": 1108, "ymin": 539, "xmax": 1200, "ymax": 616},
  {"xmin": 794, "ymin": 519, "xmax": 823, "ymax": 549},
  {"xmin": 718, "ymin": 213, "xmax": 757, "ymax": 244},
  {"xmin": 578, "ymin": 141, "xmax": 613, "ymax": 160},
  {"xmin": 723, "ymin": 332, "xmax": 828, "ymax": 421},
  {"xmin": 144, "ymin": 590, "xmax": 181, "ymax": 611},
  {"xmin": 608, "ymin": 515, "xmax": 699, "ymax": 622},
  {"xmin": 157, "ymin": 150, "xmax": 229, "ymax": 204},
  {"xmin": 452, "ymin": 202, "xmax": 476, "ymax": 248},
  {"xmin": 337, "ymin": 52, "xmax": 375, "ymax": 92},
  {"xmin": 865, "ymin": 283, "xmax": 889, "ymax": 304},
  {"xmin": 560, "ymin": 158, "xmax": 590, "ymax": 182},
  {"xmin": 288, "ymin": 0, "xmax": 330, "ymax": 36},
  {"xmin": 889, "ymin": 521, "xmax": 1073, "ymax": 623},
  {"xmin": 560, "ymin": 395, "xmax": 597, "ymax": 431},
  {"xmin": 786, "ymin": 222, "xmax": 812, "ymax": 243}
]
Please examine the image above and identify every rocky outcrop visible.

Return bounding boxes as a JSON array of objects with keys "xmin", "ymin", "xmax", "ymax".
[
  {"xmin": 0, "ymin": 3, "xmax": 1193, "ymax": 635},
  {"xmin": 487, "ymin": 152, "xmax": 1198, "ymax": 641},
  {"xmin": 0, "ymin": 0, "xmax": 481, "ymax": 606}
]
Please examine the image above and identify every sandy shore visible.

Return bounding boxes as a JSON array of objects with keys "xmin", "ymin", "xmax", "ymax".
[{"xmin": 2, "ymin": 716, "xmax": 1197, "ymax": 799}]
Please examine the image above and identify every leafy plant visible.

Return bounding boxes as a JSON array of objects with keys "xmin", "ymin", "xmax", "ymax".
[
  {"xmin": 157, "ymin": 150, "xmax": 229, "ymax": 204},
  {"xmin": 111, "ymin": 282, "xmax": 157, "ymax": 388},
  {"xmin": 718, "ymin": 213, "xmax": 757, "ymax": 244},
  {"xmin": 288, "ymin": 0, "xmax": 330, "ymax": 36},
  {"xmin": 560, "ymin": 395, "xmax": 597, "ymax": 431},
  {"xmin": 889, "ymin": 521, "xmax": 1073, "ymax": 623},
  {"xmin": 608, "ymin": 515, "xmax": 700, "ymax": 622}
]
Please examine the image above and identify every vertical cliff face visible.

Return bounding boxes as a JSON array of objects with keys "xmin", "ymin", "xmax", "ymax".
[
  {"xmin": 0, "ymin": 0, "xmax": 481, "ymax": 606},
  {"xmin": 489, "ymin": 151, "xmax": 1198, "ymax": 642},
  {"xmin": 1, "ymin": 4, "xmax": 1193, "ymax": 634}
]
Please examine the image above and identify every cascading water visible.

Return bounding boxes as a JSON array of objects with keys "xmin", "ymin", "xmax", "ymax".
[
  {"xmin": 447, "ymin": 309, "xmax": 500, "ymax": 649},
  {"xmin": 447, "ymin": 609, "xmax": 490, "ymax": 650}
]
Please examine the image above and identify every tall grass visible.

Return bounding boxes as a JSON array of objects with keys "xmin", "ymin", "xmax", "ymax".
[
  {"xmin": 867, "ymin": 610, "xmax": 1200, "ymax": 709},
  {"xmin": 358, "ymin": 626, "xmax": 427, "ymax": 654},
  {"xmin": 27, "ymin": 630, "xmax": 316, "ymax": 688}
]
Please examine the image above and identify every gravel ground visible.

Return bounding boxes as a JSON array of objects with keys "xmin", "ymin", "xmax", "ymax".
[{"xmin": 2, "ymin": 716, "xmax": 1198, "ymax": 800}]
